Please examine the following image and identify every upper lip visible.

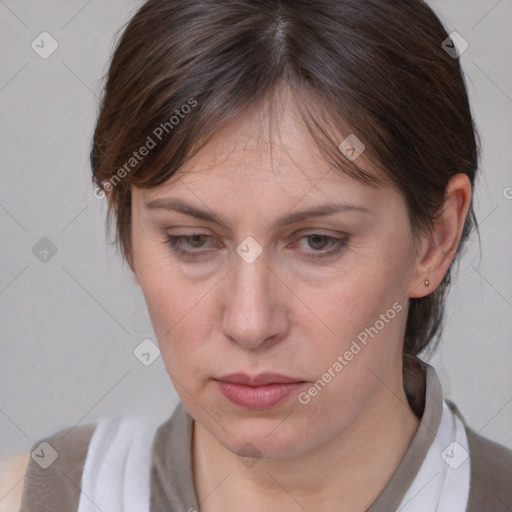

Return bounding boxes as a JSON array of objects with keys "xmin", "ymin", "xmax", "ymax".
[{"xmin": 216, "ymin": 372, "xmax": 304, "ymax": 386}]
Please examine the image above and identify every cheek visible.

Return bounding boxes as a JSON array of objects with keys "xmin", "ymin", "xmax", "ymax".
[
  {"xmin": 294, "ymin": 287, "xmax": 407, "ymax": 442},
  {"xmin": 304, "ymin": 246, "xmax": 408, "ymax": 347},
  {"xmin": 297, "ymin": 244, "xmax": 409, "ymax": 395},
  {"xmin": 133, "ymin": 227, "xmax": 193, "ymax": 330},
  {"xmin": 136, "ymin": 263, "xmax": 218, "ymax": 383}
]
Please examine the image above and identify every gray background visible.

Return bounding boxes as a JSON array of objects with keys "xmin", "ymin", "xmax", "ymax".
[{"xmin": 1, "ymin": 0, "xmax": 511, "ymax": 461}]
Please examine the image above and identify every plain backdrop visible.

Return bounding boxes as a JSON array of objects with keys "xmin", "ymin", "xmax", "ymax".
[{"xmin": 1, "ymin": 0, "xmax": 511, "ymax": 461}]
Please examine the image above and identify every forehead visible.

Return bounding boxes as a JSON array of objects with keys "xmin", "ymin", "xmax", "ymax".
[
  {"xmin": 133, "ymin": 91, "xmax": 399, "ymax": 224},
  {"xmin": 147, "ymin": 98, "xmax": 382, "ymax": 196}
]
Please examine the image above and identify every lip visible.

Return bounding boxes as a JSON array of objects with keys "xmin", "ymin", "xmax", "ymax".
[
  {"xmin": 215, "ymin": 373, "xmax": 307, "ymax": 409},
  {"xmin": 218, "ymin": 372, "xmax": 303, "ymax": 386}
]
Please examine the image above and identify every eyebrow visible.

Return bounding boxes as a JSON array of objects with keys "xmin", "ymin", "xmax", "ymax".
[{"xmin": 145, "ymin": 197, "xmax": 372, "ymax": 229}]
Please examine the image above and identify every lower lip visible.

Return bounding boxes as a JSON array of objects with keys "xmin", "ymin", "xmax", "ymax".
[{"xmin": 216, "ymin": 381, "xmax": 305, "ymax": 409}]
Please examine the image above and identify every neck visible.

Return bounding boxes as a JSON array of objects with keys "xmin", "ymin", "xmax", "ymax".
[{"xmin": 193, "ymin": 365, "xmax": 421, "ymax": 512}]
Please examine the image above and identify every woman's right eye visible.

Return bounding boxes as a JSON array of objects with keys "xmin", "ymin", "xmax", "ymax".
[{"xmin": 163, "ymin": 234, "xmax": 217, "ymax": 257}]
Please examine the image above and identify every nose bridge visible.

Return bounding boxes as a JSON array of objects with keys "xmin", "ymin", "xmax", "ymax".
[{"xmin": 222, "ymin": 248, "xmax": 284, "ymax": 349}]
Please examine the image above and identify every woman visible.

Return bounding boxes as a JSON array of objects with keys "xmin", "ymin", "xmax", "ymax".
[{"xmin": 20, "ymin": 0, "xmax": 512, "ymax": 511}]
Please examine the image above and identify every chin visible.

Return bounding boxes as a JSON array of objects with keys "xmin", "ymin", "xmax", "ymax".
[
  {"xmin": 199, "ymin": 404, "xmax": 326, "ymax": 460},
  {"xmin": 224, "ymin": 427, "xmax": 314, "ymax": 461}
]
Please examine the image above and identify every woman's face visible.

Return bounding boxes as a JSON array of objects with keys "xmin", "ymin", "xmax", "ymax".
[{"xmin": 131, "ymin": 98, "xmax": 425, "ymax": 459}]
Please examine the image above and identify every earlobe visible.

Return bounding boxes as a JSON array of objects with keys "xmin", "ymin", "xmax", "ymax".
[{"xmin": 408, "ymin": 173, "xmax": 472, "ymax": 298}]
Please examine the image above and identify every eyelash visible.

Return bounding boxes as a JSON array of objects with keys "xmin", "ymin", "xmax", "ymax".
[{"xmin": 162, "ymin": 233, "xmax": 348, "ymax": 260}]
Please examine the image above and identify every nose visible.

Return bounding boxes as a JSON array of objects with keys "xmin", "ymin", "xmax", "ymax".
[{"xmin": 221, "ymin": 249, "xmax": 290, "ymax": 350}]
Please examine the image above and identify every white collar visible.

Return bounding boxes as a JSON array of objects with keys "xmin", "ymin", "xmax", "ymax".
[{"xmin": 397, "ymin": 399, "xmax": 470, "ymax": 511}]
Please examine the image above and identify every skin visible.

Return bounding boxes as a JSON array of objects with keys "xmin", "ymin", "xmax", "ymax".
[
  {"xmin": 0, "ymin": 451, "xmax": 30, "ymax": 512},
  {"xmin": 130, "ymin": 89, "xmax": 472, "ymax": 511}
]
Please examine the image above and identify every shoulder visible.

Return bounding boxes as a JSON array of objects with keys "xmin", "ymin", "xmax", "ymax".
[
  {"xmin": 20, "ymin": 422, "xmax": 97, "ymax": 512},
  {"xmin": 465, "ymin": 425, "xmax": 512, "ymax": 512}
]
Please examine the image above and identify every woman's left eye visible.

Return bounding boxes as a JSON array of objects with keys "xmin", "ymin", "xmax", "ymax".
[
  {"xmin": 292, "ymin": 234, "xmax": 348, "ymax": 259},
  {"xmin": 163, "ymin": 233, "xmax": 348, "ymax": 260}
]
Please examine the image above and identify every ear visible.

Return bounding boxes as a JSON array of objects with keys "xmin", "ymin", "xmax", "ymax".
[{"xmin": 408, "ymin": 173, "xmax": 472, "ymax": 298}]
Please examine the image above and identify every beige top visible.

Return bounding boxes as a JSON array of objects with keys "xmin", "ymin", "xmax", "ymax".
[{"xmin": 20, "ymin": 363, "xmax": 512, "ymax": 511}]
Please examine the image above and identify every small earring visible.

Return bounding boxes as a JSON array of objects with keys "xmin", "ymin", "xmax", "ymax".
[{"xmin": 425, "ymin": 279, "xmax": 429, "ymax": 286}]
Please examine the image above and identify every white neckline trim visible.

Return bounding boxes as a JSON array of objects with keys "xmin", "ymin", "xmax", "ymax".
[
  {"xmin": 77, "ymin": 415, "xmax": 160, "ymax": 512},
  {"xmin": 397, "ymin": 400, "xmax": 471, "ymax": 511}
]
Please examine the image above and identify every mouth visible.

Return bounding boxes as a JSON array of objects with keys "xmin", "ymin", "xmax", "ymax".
[{"xmin": 215, "ymin": 372, "xmax": 307, "ymax": 409}]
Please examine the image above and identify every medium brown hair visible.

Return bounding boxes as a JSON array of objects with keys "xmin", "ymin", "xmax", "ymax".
[{"xmin": 90, "ymin": 0, "xmax": 480, "ymax": 391}]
